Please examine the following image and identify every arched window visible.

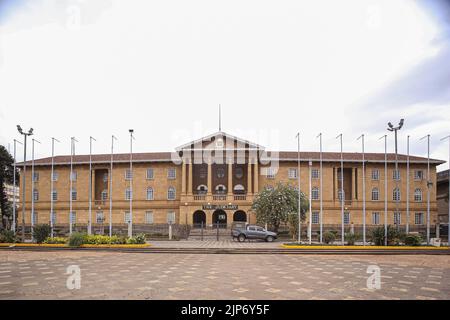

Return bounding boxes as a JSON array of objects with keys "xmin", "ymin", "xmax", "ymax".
[
  {"xmin": 371, "ymin": 188, "xmax": 379, "ymax": 201},
  {"xmin": 311, "ymin": 187, "xmax": 319, "ymax": 200},
  {"xmin": 233, "ymin": 184, "xmax": 245, "ymax": 194},
  {"xmin": 414, "ymin": 188, "xmax": 422, "ymax": 202},
  {"xmin": 167, "ymin": 187, "xmax": 176, "ymax": 200},
  {"xmin": 215, "ymin": 184, "xmax": 227, "ymax": 194},
  {"xmin": 197, "ymin": 184, "xmax": 208, "ymax": 194},
  {"xmin": 146, "ymin": 187, "xmax": 154, "ymax": 200},
  {"xmin": 393, "ymin": 188, "xmax": 401, "ymax": 201}
]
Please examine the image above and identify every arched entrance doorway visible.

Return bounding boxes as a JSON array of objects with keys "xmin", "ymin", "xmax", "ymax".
[
  {"xmin": 233, "ymin": 210, "xmax": 247, "ymax": 222},
  {"xmin": 193, "ymin": 210, "xmax": 206, "ymax": 228},
  {"xmin": 212, "ymin": 209, "xmax": 227, "ymax": 228}
]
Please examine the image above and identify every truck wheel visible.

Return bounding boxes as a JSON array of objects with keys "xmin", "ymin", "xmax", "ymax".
[
  {"xmin": 238, "ymin": 234, "xmax": 246, "ymax": 242},
  {"xmin": 266, "ymin": 236, "xmax": 274, "ymax": 242}
]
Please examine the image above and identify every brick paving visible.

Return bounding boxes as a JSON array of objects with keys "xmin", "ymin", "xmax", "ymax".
[{"xmin": 0, "ymin": 251, "xmax": 449, "ymax": 300}]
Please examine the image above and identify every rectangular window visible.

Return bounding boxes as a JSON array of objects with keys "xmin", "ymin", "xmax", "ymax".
[
  {"xmin": 101, "ymin": 190, "xmax": 108, "ymax": 201},
  {"xmin": 70, "ymin": 212, "xmax": 77, "ymax": 224},
  {"xmin": 311, "ymin": 169, "xmax": 320, "ymax": 179},
  {"xmin": 288, "ymin": 168, "xmax": 298, "ymax": 179},
  {"xmin": 51, "ymin": 190, "xmax": 58, "ymax": 201},
  {"xmin": 103, "ymin": 173, "xmax": 108, "ymax": 183},
  {"xmin": 372, "ymin": 212, "xmax": 380, "ymax": 225},
  {"xmin": 167, "ymin": 187, "xmax": 176, "ymax": 200},
  {"xmin": 393, "ymin": 169, "xmax": 400, "ymax": 181},
  {"xmin": 415, "ymin": 212, "xmax": 424, "ymax": 225},
  {"xmin": 125, "ymin": 188, "xmax": 132, "ymax": 200},
  {"xmin": 125, "ymin": 169, "xmax": 133, "ymax": 180},
  {"xmin": 167, "ymin": 211, "xmax": 176, "ymax": 224},
  {"xmin": 146, "ymin": 188, "xmax": 154, "ymax": 200},
  {"xmin": 394, "ymin": 212, "xmax": 401, "ymax": 225},
  {"xmin": 96, "ymin": 211, "xmax": 104, "ymax": 224},
  {"xmin": 52, "ymin": 172, "xmax": 59, "ymax": 181},
  {"xmin": 267, "ymin": 167, "xmax": 276, "ymax": 179},
  {"xmin": 32, "ymin": 211, "xmax": 38, "ymax": 225},
  {"xmin": 168, "ymin": 168, "xmax": 176, "ymax": 179},
  {"xmin": 371, "ymin": 169, "xmax": 380, "ymax": 180},
  {"xmin": 71, "ymin": 189, "xmax": 77, "ymax": 201},
  {"xmin": 312, "ymin": 212, "xmax": 319, "ymax": 224},
  {"xmin": 124, "ymin": 211, "xmax": 131, "ymax": 224},
  {"xmin": 146, "ymin": 168, "xmax": 154, "ymax": 180},
  {"xmin": 344, "ymin": 212, "xmax": 350, "ymax": 225},
  {"xmin": 414, "ymin": 170, "xmax": 424, "ymax": 180},
  {"xmin": 33, "ymin": 189, "xmax": 39, "ymax": 201},
  {"xmin": 32, "ymin": 172, "xmax": 39, "ymax": 182},
  {"xmin": 51, "ymin": 211, "xmax": 57, "ymax": 225},
  {"xmin": 70, "ymin": 171, "xmax": 77, "ymax": 181},
  {"xmin": 145, "ymin": 211, "xmax": 154, "ymax": 224}
]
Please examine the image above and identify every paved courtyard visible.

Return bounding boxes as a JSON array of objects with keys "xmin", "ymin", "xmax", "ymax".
[{"xmin": 0, "ymin": 250, "xmax": 449, "ymax": 300}]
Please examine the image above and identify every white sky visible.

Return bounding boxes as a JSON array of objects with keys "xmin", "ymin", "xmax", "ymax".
[{"xmin": 0, "ymin": 0, "xmax": 449, "ymax": 170}]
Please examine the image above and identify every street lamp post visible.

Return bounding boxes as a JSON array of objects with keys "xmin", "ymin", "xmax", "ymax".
[
  {"xmin": 336, "ymin": 134, "xmax": 344, "ymax": 245},
  {"xmin": 357, "ymin": 134, "xmax": 366, "ymax": 245},
  {"xmin": 420, "ymin": 134, "xmax": 431, "ymax": 245},
  {"xmin": 109, "ymin": 135, "xmax": 117, "ymax": 237},
  {"xmin": 31, "ymin": 138, "xmax": 41, "ymax": 241},
  {"xmin": 128, "ymin": 129, "xmax": 135, "ymax": 238},
  {"xmin": 379, "ymin": 135, "xmax": 388, "ymax": 246},
  {"xmin": 17, "ymin": 125, "xmax": 33, "ymax": 240},
  {"xmin": 12, "ymin": 139, "xmax": 23, "ymax": 234},
  {"xmin": 50, "ymin": 137, "xmax": 60, "ymax": 238},
  {"xmin": 69, "ymin": 137, "xmax": 78, "ymax": 235},
  {"xmin": 316, "ymin": 133, "xmax": 323, "ymax": 243},
  {"xmin": 88, "ymin": 136, "xmax": 96, "ymax": 235},
  {"xmin": 296, "ymin": 132, "xmax": 301, "ymax": 243},
  {"xmin": 406, "ymin": 135, "xmax": 410, "ymax": 234}
]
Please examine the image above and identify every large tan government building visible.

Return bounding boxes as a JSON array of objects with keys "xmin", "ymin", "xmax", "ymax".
[{"xmin": 17, "ymin": 131, "xmax": 444, "ymax": 237}]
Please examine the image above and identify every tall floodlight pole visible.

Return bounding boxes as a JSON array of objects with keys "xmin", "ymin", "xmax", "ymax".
[
  {"xmin": 128, "ymin": 129, "xmax": 135, "ymax": 238},
  {"xmin": 69, "ymin": 137, "xmax": 78, "ymax": 235},
  {"xmin": 420, "ymin": 134, "xmax": 431, "ymax": 245},
  {"xmin": 88, "ymin": 136, "xmax": 96, "ymax": 235},
  {"xmin": 379, "ymin": 135, "xmax": 388, "ymax": 246},
  {"xmin": 316, "ymin": 133, "xmax": 323, "ymax": 243},
  {"xmin": 441, "ymin": 135, "xmax": 450, "ymax": 247},
  {"xmin": 17, "ymin": 125, "xmax": 33, "ymax": 240},
  {"xmin": 357, "ymin": 134, "xmax": 366, "ymax": 245},
  {"xmin": 12, "ymin": 139, "xmax": 23, "ymax": 234},
  {"xmin": 406, "ymin": 135, "xmax": 410, "ymax": 234},
  {"xmin": 296, "ymin": 132, "xmax": 301, "ymax": 243},
  {"xmin": 336, "ymin": 134, "xmax": 344, "ymax": 245},
  {"xmin": 387, "ymin": 119, "xmax": 404, "ymax": 231},
  {"xmin": 109, "ymin": 135, "xmax": 117, "ymax": 237},
  {"xmin": 50, "ymin": 138, "xmax": 60, "ymax": 238},
  {"xmin": 31, "ymin": 138, "xmax": 41, "ymax": 241}
]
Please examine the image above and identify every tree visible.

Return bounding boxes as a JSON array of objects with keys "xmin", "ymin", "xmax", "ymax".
[
  {"xmin": 251, "ymin": 182, "xmax": 309, "ymax": 233},
  {"xmin": 0, "ymin": 145, "xmax": 18, "ymax": 230}
]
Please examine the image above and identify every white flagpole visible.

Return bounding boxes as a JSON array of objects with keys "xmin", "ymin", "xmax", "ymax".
[
  {"xmin": 296, "ymin": 132, "xmax": 301, "ymax": 243},
  {"xmin": 31, "ymin": 138, "xmax": 41, "ymax": 241},
  {"xmin": 317, "ymin": 133, "xmax": 323, "ymax": 243},
  {"xmin": 357, "ymin": 134, "xmax": 366, "ymax": 245},
  {"xmin": 336, "ymin": 134, "xmax": 344, "ymax": 245},
  {"xmin": 88, "ymin": 136, "xmax": 96, "ymax": 235},
  {"xmin": 406, "ymin": 135, "xmax": 410, "ymax": 234},
  {"xmin": 441, "ymin": 135, "xmax": 450, "ymax": 247},
  {"xmin": 12, "ymin": 139, "xmax": 22, "ymax": 235},
  {"xmin": 308, "ymin": 160, "xmax": 312, "ymax": 244},
  {"xmin": 50, "ymin": 137, "xmax": 60, "ymax": 238},
  {"xmin": 128, "ymin": 129, "xmax": 135, "ymax": 238},
  {"xmin": 379, "ymin": 135, "xmax": 388, "ymax": 246},
  {"xmin": 110, "ymin": 135, "xmax": 117, "ymax": 237},
  {"xmin": 69, "ymin": 137, "xmax": 78, "ymax": 235},
  {"xmin": 420, "ymin": 134, "xmax": 431, "ymax": 245}
]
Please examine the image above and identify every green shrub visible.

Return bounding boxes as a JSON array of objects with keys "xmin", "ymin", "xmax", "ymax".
[
  {"xmin": 404, "ymin": 234, "xmax": 422, "ymax": 246},
  {"xmin": 345, "ymin": 232, "xmax": 358, "ymax": 245},
  {"xmin": 0, "ymin": 230, "xmax": 16, "ymax": 243},
  {"xmin": 127, "ymin": 233, "xmax": 146, "ymax": 244},
  {"xmin": 33, "ymin": 224, "xmax": 51, "ymax": 243},
  {"xmin": 370, "ymin": 225, "xmax": 404, "ymax": 246},
  {"xmin": 43, "ymin": 237, "xmax": 67, "ymax": 244},
  {"xmin": 68, "ymin": 232, "xmax": 86, "ymax": 247},
  {"xmin": 323, "ymin": 231, "xmax": 336, "ymax": 244}
]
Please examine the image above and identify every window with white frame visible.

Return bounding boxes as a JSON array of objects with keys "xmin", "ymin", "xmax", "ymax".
[
  {"xmin": 32, "ymin": 172, "xmax": 39, "ymax": 182},
  {"xmin": 344, "ymin": 212, "xmax": 350, "ymax": 225},
  {"xmin": 51, "ymin": 211, "xmax": 57, "ymax": 225},
  {"xmin": 414, "ymin": 188, "xmax": 423, "ymax": 202},
  {"xmin": 414, "ymin": 170, "xmax": 424, "ymax": 180},
  {"xmin": 125, "ymin": 169, "xmax": 133, "ymax": 180},
  {"xmin": 70, "ymin": 171, "xmax": 77, "ymax": 181},
  {"xmin": 167, "ymin": 211, "xmax": 176, "ymax": 224},
  {"xmin": 393, "ymin": 188, "xmax": 401, "ymax": 201},
  {"xmin": 312, "ymin": 212, "xmax": 319, "ymax": 224},
  {"xmin": 71, "ymin": 189, "xmax": 77, "ymax": 201},
  {"xmin": 371, "ymin": 187, "xmax": 379, "ymax": 201},
  {"xmin": 371, "ymin": 169, "xmax": 379, "ymax": 180},
  {"xmin": 32, "ymin": 211, "xmax": 38, "ymax": 225},
  {"xmin": 414, "ymin": 212, "xmax": 424, "ymax": 225},
  {"xmin": 311, "ymin": 187, "xmax": 319, "ymax": 200},
  {"xmin": 103, "ymin": 173, "xmax": 108, "ymax": 182},
  {"xmin": 146, "ymin": 168, "xmax": 154, "ymax": 180},
  {"xmin": 125, "ymin": 187, "xmax": 132, "ymax": 200},
  {"xmin": 168, "ymin": 168, "xmax": 176, "ymax": 179},
  {"xmin": 311, "ymin": 169, "xmax": 320, "ymax": 179},
  {"xmin": 167, "ymin": 187, "xmax": 176, "ymax": 200},
  {"xmin": 288, "ymin": 168, "xmax": 298, "ymax": 179},
  {"xmin": 267, "ymin": 167, "xmax": 276, "ymax": 179},
  {"xmin": 145, "ymin": 211, "xmax": 154, "ymax": 224},
  {"xmin": 101, "ymin": 190, "xmax": 108, "ymax": 201},
  {"xmin": 372, "ymin": 212, "xmax": 380, "ymax": 225},
  {"xmin": 146, "ymin": 187, "xmax": 154, "ymax": 200},
  {"xmin": 51, "ymin": 190, "xmax": 58, "ymax": 201},
  {"xmin": 33, "ymin": 189, "xmax": 39, "ymax": 201},
  {"xmin": 96, "ymin": 211, "xmax": 104, "ymax": 223},
  {"xmin": 52, "ymin": 172, "xmax": 59, "ymax": 181},
  {"xmin": 124, "ymin": 211, "xmax": 131, "ymax": 224},
  {"xmin": 70, "ymin": 212, "xmax": 77, "ymax": 224},
  {"xmin": 394, "ymin": 212, "xmax": 401, "ymax": 225},
  {"xmin": 393, "ymin": 169, "xmax": 400, "ymax": 181}
]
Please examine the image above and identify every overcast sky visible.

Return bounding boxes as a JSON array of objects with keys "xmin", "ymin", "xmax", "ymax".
[{"xmin": 0, "ymin": 0, "xmax": 449, "ymax": 170}]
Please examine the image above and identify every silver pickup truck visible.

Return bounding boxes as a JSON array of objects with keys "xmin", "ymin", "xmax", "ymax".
[{"xmin": 231, "ymin": 223, "xmax": 277, "ymax": 242}]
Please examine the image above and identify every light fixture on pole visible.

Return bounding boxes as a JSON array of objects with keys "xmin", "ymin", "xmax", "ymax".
[
  {"xmin": 357, "ymin": 134, "xmax": 366, "ymax": 245},
  {"xmin": 69, "ymin": 137, "xmax": 78, "ymax": 235},
  {"xmin": 12, "ymin": 139, "xmax": 23, "ymax": 235},
  {"xmin": 110, "ymin": 135, "xmax": 117, "ymax": 237},
  {"xmin": 316, "ymin": 133, "xmax": 323, "ymax": 243},
  {"xmin": 88, "ymin": 136, "xmax": 96, "ymax": 235},
  {"xmin": 336, "ymin": 133, "xmax": 344, "ymax": 245},
  {"xmin": 420, "ymin": 134, "xmax": 431, "ymax": 245},
  {"xmin": 441, "ymin": 135, "xmax": 450, "ymax": 248},
  {"xmin": 17, "ymin": 125, "xmax": 33, "ymax": 240},
  {"xmin": 50, "ymin": 137, "xmax": 60, "ymax": 238},
  {"xmin": 31, "ymin": 138, "xmax": 41, "ymax": 242},
  {"xmin": 387, "ymin": 119, "xmax": 404, "ymax": 230},
  {"xmin": 406, "ymin": 135, "xmax": 410, "ymax": 234},
  {"xmin": 295, "ymin": 132, "xmax": 301, "ymax": 244},
  {"xmin": 128, "ymin": 129, "xmax": 135, "ymax": 238},
  {"xmin": 379, "ymin": 134, "xmax": 388, "ymax": 246}
]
